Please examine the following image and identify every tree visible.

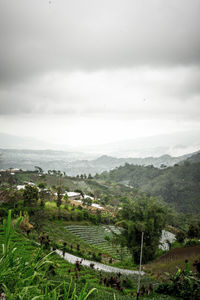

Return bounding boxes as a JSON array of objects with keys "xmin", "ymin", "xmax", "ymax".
[
  {"xmin": 82, "ymin": 197, "xmax": 92, "ymax": 207},
  {"xmin": 187, "ymin": 224, "xmax": 200, "ymax": 239},
  {"xmin": 63, "ymin": 193, "xmax": 69, "ymax": 202},
  {"xmin": 176, "ymin": 230, "xmax": 186, "ymax": 243},
  {"xmin": 74, "ymin": 189, "xmax": 84, "ymax": 198},
  {"xmin": 38, "ymin": 183, "xmax": 46, "ymax": 208},
  {"xmin": 117, "ymin": 195, "xmax": 168, "ymax": 264},
  {"xmin": 94, "ymin": 189, "xmax": 101, "ymax": 200},
  {"xmin": 56, "ymin": 186, "xmax": 62, "ymax": 217},
  {"xmin": 96, "ymin": 209, "xmax": 102, "ymax": 223},
  {"xmin": 111, "ymin": 231, "xmax": 127, "ymax": 261},
  {"xmin": 160, "ymin": 164, "xmax": 167, "ymax": 169},
  {"xmin": 88, "ymin": 173, "xmax": 93, "ymax": 179},
  {"xmin": 8, "ymin": 189, "xmax": 22, "ymax": 210},
  {"xmin": 34, "ymin": 166, "xmax": 43, "ymax": 173},
  {"xmin": 23, "ymin": 185, "xmax": 39, "ymax": 214},
  {"xmin": 63, "ymin": 193, "xmax": 69, "ymax": 210}
]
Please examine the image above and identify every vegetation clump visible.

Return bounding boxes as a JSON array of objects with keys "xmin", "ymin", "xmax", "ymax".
[
  {"xmin": 156, "ymin": 260, "xmax": 200, "ymax": 299},
  {"xmin": 0, "ymin": 211, "xmax": 97, "ymax": 299},
  {"xmin": 117, "ymin": 195, "xmax": 169, "ymax": 264}
]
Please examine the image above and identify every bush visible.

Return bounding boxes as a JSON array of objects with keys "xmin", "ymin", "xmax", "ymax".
[
  {"xmin": 89, "ymin": 214, "xmax": 98, "ymax": 225},
  {"xmin": 187, "ymin": 224, "xmax": 200, "ymax": 239},
  {"xmin": 156, "ymin": 262, "xmax": 200, "ymax": 299},
  {"xmin": 176, "ymin": 230, "xmax": 186, "ymax": 243},
  {"xmin": 104, "ymin": 235, "xmax": 111, "ymax": 242},
  {"xmin": 77, "ymin": 211, "xmax": 84, "ymax": 221},
  {"xmin": 122, "ymin": 277, "xmax": 134, "ymax": 289},
  {"xmin": 184, "ymin": 238, "xmax": 200, "ymax": 247}
]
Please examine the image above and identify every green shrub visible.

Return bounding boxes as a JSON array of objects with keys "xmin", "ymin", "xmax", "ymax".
[
  {"xmin": 184, "ymin": 238, "xmax": 200, "ymax": 247},
  {"xmin": 156, "ymin": 262, "xmax": 200, "ymax": 299},
  {"xmin": 122, "ymin": 278, "xmax": 134, "ymax": 289},
  {"xmin": 104, "ymin": 235, "xmax": 111, "ymax": 241},
  {"xmin": 176, "ymin": 230, "xmax": 186, "ymax": 243}
]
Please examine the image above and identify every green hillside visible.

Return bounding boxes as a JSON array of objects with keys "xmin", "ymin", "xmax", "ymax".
[{"xmin": 100, "ymin": 161, "xmax": 200, "ymax": 214}]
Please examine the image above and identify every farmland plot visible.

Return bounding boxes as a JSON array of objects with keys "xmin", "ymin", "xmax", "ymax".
[{"xmin": 64, "ymin": 225, "xmax": 131, "ymax": 259}]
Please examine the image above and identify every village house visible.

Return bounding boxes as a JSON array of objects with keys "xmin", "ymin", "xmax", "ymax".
[{"xmin": 66, "ymin": 191, "xmax": 82, "ymax": 200}]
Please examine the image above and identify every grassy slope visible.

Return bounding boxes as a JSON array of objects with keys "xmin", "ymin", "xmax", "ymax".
[
  {"xmin": 145, "ymin": 245, "xmax": 200, "ymax": 280},
  {"xmin": 0, "ymin": 224, "xmax": 178, "ymax": 300}
]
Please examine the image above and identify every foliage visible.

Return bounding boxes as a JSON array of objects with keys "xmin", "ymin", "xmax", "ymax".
[
  {"xmin": 82, "ymin": 197, "xmax": 92, "ymax": 207},
  {"xmin": 19, "ymin": 211, "xmax": 33, "ymax": 233},
  {"xmin": 156, "ymin": 261, "xmax": 200, "ymax": 299},
  {"xmin": 34, "ymin": 166, "xmax": 43, "ymax": 173},
  {"xmin": 56, "ymin": 186, "xmax": 62, "ymax": 217},
  {"xmin": 2, "ymin": 210, "xmax": 23, "ymax": 256},
  {"xmin": 99, "ymin": 161, "xmax": 200, "ymax": 214},
  {"xmin": 74, "ymin": 189, "xmax": 84, "ymax": 197},
  {"xmin": 64, "ymin": 193, "xmax": 69, "ymax": 202},
  {"xmin": 184, "ymin": 238, "xmax": 200, "ymax": 247},
  {"xmin": 38, "ymin": 182, "xmax": 46, "ymax": 189},
  {"xmin": 8, "ymin": 189, "xmax": 22, "ymax": 210},
  {"xmin": 175, "ymin": 230, "xmax": 186, "ymax": 243},
  {"xmin": 117, "ymin": 195, "xmax": 168, "ymax": 264},
  {"xmin": 23, "ymin": 184, "xmax": 39, "ymax": 213},
  {"xmin": 187, "ymin": 223, "xmax": 200, "ymax": 239},
  {"xmin": 0, "ymin": 211, "xmax": 97, "ymax": 299}
]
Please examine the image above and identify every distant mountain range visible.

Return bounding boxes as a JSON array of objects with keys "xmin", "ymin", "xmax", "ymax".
[
  {"xmin": 62, "ymin": 152, "xmax": 197, "ymax": 176},
  {"xmin": 0, "ymin": 148, "xmax": 198, "ymax": 176}
]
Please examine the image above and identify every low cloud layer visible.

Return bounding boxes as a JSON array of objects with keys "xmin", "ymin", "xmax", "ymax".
[
  {"xmin": 0, "ymin": 67, "xmax": 199, "ymax": 122},
  {"xmin": 0, "ymin": 0, "xmax": 200, "ymax": 148}
]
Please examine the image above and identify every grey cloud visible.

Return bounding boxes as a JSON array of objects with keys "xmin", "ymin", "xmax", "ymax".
[
  {"xmin": 0, "ymin": 67, "xmax": 200, "ymax": 125},
  {"xmin": 146, "ymin": 67, "xmax": 200, "ymax": 100},
  {"xmin": 2, "ymin": 64, "xmax": 200, "ymax": 110},
  {"xmin": 0, "ymin": 0, "xmax": 200, "ymax": 85}
]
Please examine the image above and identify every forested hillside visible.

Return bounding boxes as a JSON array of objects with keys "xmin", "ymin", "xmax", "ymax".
[{"xmin": 100, "ymin": 161, "xmax": 200, "ymax": 214}]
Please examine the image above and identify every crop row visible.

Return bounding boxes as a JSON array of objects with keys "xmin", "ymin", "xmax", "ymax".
[{"xmin": 65, "ymin": 225, "xmax": 131, "ymax": 259}]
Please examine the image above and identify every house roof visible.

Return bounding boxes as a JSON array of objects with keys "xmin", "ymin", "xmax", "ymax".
[
  {"xmin": 84, "ymin": 194, "xmax": 94, "ymax": 200},
  {"xmin": 66, "ymin": 192, "xmax": 81, "ymax": 197}
]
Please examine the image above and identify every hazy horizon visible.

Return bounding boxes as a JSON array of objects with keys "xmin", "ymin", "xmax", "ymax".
[{"xmin": 0, "ymin": 130, "xmax": 199, "ymax": 158}]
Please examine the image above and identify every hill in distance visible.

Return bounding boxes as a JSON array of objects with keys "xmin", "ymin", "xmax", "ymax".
[
  {"xmin": 100, "ymin": 155, "xmax": 200, "ymax": 214},
  {"xmin": 0, "ymin": 148, "xmax": 197, "ymax": 176}
]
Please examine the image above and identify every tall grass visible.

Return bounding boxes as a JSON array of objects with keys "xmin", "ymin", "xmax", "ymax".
[
  {"xmin": 0, "ymin": 210, "xmax": 97, "ymax": 299},
  {"xmin": 2, "ymin": 209, "xmax": 23, "ymax": 256}
]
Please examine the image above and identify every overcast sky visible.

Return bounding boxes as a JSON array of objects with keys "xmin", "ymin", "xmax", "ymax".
[{"xmin": 0, "ymin": 0, "xmax": 200, "ymax": 149}]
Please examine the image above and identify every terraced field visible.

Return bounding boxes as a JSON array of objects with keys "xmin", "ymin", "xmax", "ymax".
[{"xmin": 64, "ymin": 225, "xmax": 131, "ymax": 259}]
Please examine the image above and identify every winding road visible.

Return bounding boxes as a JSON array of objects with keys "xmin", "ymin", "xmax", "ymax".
[{"xmin": 56, "ymin": 249, "xmax": 145, "ymax": 276}]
